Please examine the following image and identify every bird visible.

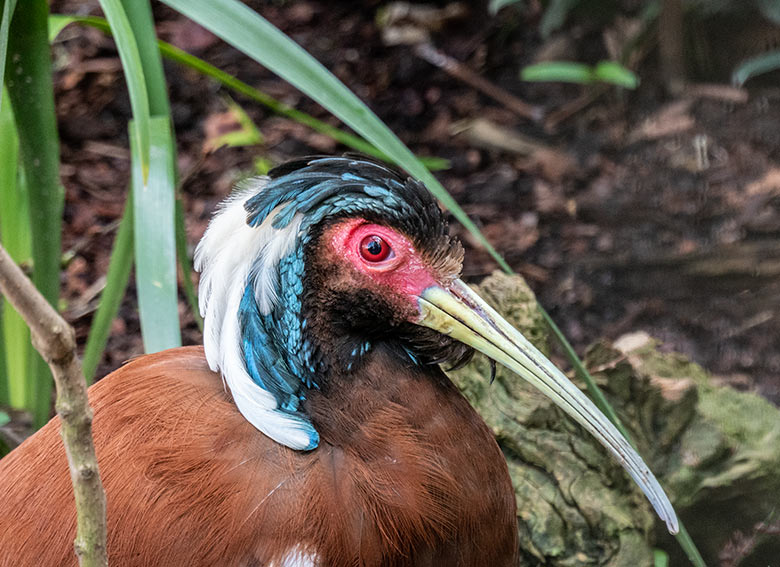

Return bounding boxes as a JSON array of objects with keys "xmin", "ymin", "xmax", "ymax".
[{"xmin": 0, "ymin": 156, "xmax": 677, "ymax": 566}]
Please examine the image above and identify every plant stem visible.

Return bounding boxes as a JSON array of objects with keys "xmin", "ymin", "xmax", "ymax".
[{"xmin": 0, "ymin": 243, "xmax": 107, "ymax": 567}]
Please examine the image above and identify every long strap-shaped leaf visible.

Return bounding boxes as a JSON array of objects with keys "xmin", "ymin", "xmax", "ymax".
[
  {"xmin": 82, "ymin": 204, "xmax": 134, "ymax": 383},
  {"xmin": 130, "ymin": 117, "xmax": 181, "ymax": 352},
  {"xmin": 160, "ymin": 0, "xmax": 510, "ymax": 272},
  {"xmin": 0, "ymin": 0, "xmax": 18, "ymax": 111},
  {"xmin": 5, "ymin": 0, "xmax": 62, "ymax": 428},
  {"xmin": 99, "ymin": 0, "xmax": 180, "ymax": 353},
  {"xmin": 0, "ymin": 85, "xmax": 26, "ymax": 407},
  {"xmin": 98, "ymin": 0, "xmax": 150, "ymax": 180}
]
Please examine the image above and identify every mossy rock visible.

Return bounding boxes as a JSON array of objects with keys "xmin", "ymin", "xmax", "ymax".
[
  {"xmin": 588, "ymin": 332, "xmax": 780, "ymax": 566},
  {"xmin": 450, "ymin": 272, "xmax": 780, "ymax": 566},
  {"xmin": 449, "ymin": 273, "xmax": 654, "ymax": 567}
]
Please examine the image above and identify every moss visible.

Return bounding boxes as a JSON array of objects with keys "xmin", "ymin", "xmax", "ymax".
[
  {"xmin": 450, "ymin": 273, "xmax": 780, "ymax": 565},
  {"xmin": 450, "ymin": 272, "xmax": 653, "ymax": 567}
]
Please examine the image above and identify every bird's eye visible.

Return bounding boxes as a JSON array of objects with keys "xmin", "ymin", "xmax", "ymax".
[{"xmin": 359, "ymin": 235, "xmax": 392, "ymax": 262}]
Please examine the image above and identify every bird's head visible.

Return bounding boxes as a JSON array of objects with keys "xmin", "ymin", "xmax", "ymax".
[{"xmin": 195, "ymin": 156, "xmax": 678, "ymax": 534}]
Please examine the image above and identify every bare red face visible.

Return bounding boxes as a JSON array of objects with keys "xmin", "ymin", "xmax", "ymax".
[{"xmin": 324, "ymin": 218, "xmax": 439, "ymax": 312}]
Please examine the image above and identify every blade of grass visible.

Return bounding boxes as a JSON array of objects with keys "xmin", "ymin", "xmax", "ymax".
[
  {"xmin": 6, "ymin": 0, "xmax": 62, "ymax": 428},
  {"xmin": 732, "ymin": 49, "xmax": 780, "ymax": 86},
  {"xmin": 0, "ymin": 88, "xmax": 31, "ymax": 407},
  {"xmin": 522, "ymin": 61, "xmax": 594, "ymax": 83},
  {"xmin": 82, "ymin": 204, "xmax": 134, "ymax": 383},
  {"xmin": 118, "ymin": 0, "xmax": 170, "ymax": 118},
  {"xmin": 676, "ymin": 524, "xmax": 706, "ymax": 567},
  {"xmin": 521, "ymin": 60, "xmax": 638, "ymax": 88},
  {"xmin": 97, "ymin": 0, "xmax": 150, "ymax": 180},
  {"xmin": 118, "ymin": 0, "xmax": 182, "ymax": 354},
  {"xmin": 49, "ymin": 15, "xmax": 448, "ymax": 171},
  {"xmin": 175, "ymin": 199, "xmax": 203, "ymax": 333},
  {"xmin": 160, "ymin": 0, "xmax": 507, "ymax": 271},
  {"xmin": 130, "ymin": 117, "xmax": 181, "ymax": 352},
  {"xmin": 593, "ymin": 61, "xmax": 639, "ymax": 89},
  {"xmin": 0, "ymin": 0, "xmax": 18, "ymax": 111}
]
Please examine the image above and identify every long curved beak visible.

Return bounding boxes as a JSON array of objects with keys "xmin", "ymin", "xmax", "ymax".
[{"xmin": 416, "ymin": 279, "xmax": 679, "ymax": 534}]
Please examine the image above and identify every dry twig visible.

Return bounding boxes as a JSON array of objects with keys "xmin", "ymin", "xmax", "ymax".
[
  {"xmin": 0, "ymin": 244, "xmax": 107, "ymax": 567},
  {"xmin": 414, "ymin": 43, "xmax": 543, "ymax": 122}
]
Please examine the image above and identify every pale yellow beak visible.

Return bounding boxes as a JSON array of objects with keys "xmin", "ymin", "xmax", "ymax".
[{"xmin": 417, "ymin": 279, "xmax": 679, "ymax": 534}]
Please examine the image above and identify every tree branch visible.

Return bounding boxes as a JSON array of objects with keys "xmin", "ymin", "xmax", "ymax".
[{"xmin": 0, "ymin": 243, "xmax": 107, "ymax": 566}]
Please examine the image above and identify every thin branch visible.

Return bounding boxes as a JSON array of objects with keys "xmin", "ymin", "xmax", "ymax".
[
  {"xmin": 414, "ymin": 42, "xmax": 544, "ymax": 122},
  {"xmin": 0, "ymin": 243, "xmax": 107, "ymax": 567}
]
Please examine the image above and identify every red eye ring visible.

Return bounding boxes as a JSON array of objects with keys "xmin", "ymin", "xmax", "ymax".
[{"xmin": 359, "ymin": 235, "xmax": 392, "ymax": 262}]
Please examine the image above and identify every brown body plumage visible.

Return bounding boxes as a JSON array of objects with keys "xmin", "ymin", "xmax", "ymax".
[
  {"xmin": 0, "ymin": 156, "xmax": 678, "ymax": 565},
  {"xmin": 0, "ymin": 346, "xmax": 516, "ymax": 566}
]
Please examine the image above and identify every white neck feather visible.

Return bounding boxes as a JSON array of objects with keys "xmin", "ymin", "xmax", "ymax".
[{"xmin": 194, "ymin": 178, "xmax": 314, "ymax": 449}]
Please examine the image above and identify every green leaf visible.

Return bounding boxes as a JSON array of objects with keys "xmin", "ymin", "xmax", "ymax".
[
  {"xmin": 6, "ymin": 0, "xmax": 61, "ymax": 428},
  {"xmin": 521, "ymin": 61, "xmax": 593, "ymax": 83},
  {"xmin": 160, "ymin": 0, "xmax": 510, "ymax": 271},
  {"xmin": 98, "ymin": 0, "xmax": 150, "ymax": 180},
  {"xmin": 488, "ymin": 0, "xmax": 524, "ymax": 15},
  {"xmin": 118, "ymin": 0, "xmax": 170, "ymax": 117},
  {"xmin": 0, "ymin": 86, "xmax": 31, "ymax": 407},
  {"xmin": 676, "ymin": 523, "xmax": 707, "ymax": 567},
  {"xmin": 521, "ymin": 60, "xmax": 638, "ymax": 88},
  {"xmin": 82, "ymin": 204, "xmax": 134, "ymax": 383},
  {"xmin": 593, "ymin": 61, "xmax": 639, "ymax": 88},
  {"xmin": 540, "ymin": 0, "xmax": 578, "ymax": 38},
  {"xmin": 205, "ymin": 97, "xmax": 264, "ymax": 151},
  {"xmin": 653, "ymin": 549, "xmax": 669, "ymax": 567},
  {"xmin": 0, "ymin": 0, "xmax": 18, "ymax": 112},
  {"xmin": 0, "ymin": 409, "xmax": 9, "ymax": 427},
  {"xmin": 732, "ymin": 49, "xmax": 780, "ymax": 86},
  {"xmin": 130, "ymin": 117, "xmax": 181, "ymax": 352}
]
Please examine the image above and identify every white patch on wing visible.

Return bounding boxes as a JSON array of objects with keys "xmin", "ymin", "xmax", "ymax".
[
  {"xmin": 271, "ymin": 546, "xmax": 318, "ymax": 567},
  {"xmin": 194, "ymin": 179, "xmax": 311, "ymax": 449}
]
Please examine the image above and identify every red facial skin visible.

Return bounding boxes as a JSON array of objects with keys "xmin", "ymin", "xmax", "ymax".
[{"xmin": 326, "ymin": 218, "xmax": 440, "ymax": 311}]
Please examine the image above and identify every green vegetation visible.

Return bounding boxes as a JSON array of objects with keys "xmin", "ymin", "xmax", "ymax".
[{"xmin": 521, "ymin": 60, "xmax": 639, "ymax": 88}]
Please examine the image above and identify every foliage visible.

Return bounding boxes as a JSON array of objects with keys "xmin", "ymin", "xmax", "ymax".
[
  {"xmin": 1, "ymin": 0, "xmax": 61, "ymax": 428},
  {"xmin": 732, "ymin": 49, "xmax": 780, "ymax": 86},
  {"xmin": 521, "ymin": 60, "xmax": 639, "ymax": 88},
  {"xmin": 488, "ymin": 0, "xmax": 524, "ymax": 15},
  {"xmin": 488, "ymin": 0, "xmax": 582, "ymax": 38}
]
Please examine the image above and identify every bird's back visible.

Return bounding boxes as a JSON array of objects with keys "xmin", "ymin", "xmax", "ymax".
[{"xmin": 0, "ymin": 346, "xmax": 516, "ymax": 566}]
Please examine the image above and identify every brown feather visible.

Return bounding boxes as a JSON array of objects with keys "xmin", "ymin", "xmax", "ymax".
[{"xmin": 0, "ymin": 347, "xmax": 516, "ymax": 566}]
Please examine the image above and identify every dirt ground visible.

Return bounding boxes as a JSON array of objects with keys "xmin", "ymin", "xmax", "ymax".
[{"xmin": 49, "ymin": 0, "xmax": 779, "ymax": 406}]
